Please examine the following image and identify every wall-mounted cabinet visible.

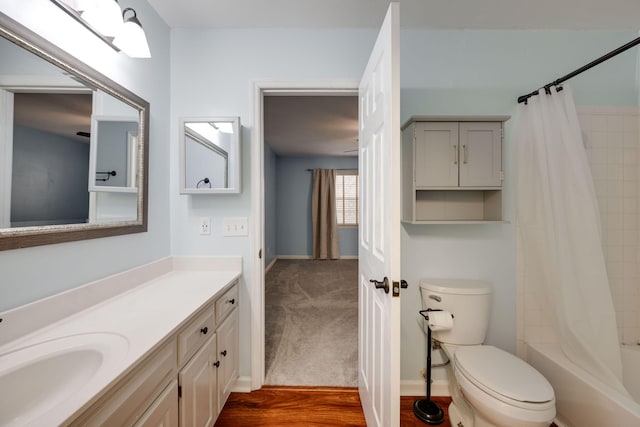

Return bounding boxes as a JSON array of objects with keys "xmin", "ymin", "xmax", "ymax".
[{"xmin": 402, "ymin": 116, "xmax": 509, "ymax": 223}]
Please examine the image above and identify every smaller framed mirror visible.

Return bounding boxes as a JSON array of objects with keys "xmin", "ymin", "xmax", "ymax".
[
  {"xmin": 179, "ymin": 117, "xmax": 241, "ymax": 194},
  {"xmin": 89, "ymin": 115, "xmax": 139, "ymax": 193}
]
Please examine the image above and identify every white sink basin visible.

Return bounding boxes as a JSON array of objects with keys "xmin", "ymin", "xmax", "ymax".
[{"xmin": 0, "ymin": 333, "xmax": 129, "ymax": 426}]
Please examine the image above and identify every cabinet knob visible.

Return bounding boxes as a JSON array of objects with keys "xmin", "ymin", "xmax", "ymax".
[
  {"xmin": 221, "ymin": 350, "xmax": 227, "ymax": 357},
  {"xmin": 228, "ymin": 298, "xmax": 235, "ymax": 305},
  {"xmin": 213, "ymin": 360, "xmax": 220, "ymax": 368},
  {"xmin": 200, "ymin": 326, "xmax": 208, "ymax": 335}
]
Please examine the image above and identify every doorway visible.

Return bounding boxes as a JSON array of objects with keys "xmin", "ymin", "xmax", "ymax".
[
  {"xmin": 250, "ymin": 82, "xmax": 359, "ymax": 390},
  {"xmin": 264, "ymin": 93, "xmax": 358, "ymax": 386}
]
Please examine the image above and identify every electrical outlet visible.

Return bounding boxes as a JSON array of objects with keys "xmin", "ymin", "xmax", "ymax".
[
  {"xmin": 199, "ymin": 217, "xmax": 211, "ymax": 235},
  {"xmin": 420, "ymin": 368, "xmax": 426, "ymax": 379}
]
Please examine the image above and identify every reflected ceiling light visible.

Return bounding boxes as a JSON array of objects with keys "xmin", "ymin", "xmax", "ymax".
[
  {"xmin": 211, "ymin": 122, "xmax": 234, "ymax": 134},
  {"xmin": 113, "ymin": 8, "xmax": 151, "ymax": 58},
  {"xmin": 51, "ymin": 0, "xmax": 151, "ymax": 58}
]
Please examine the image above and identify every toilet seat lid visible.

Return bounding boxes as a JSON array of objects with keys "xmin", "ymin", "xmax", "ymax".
[{"xmin": 455, "ymin": 346, "xmax": 554, "ymax": 403}]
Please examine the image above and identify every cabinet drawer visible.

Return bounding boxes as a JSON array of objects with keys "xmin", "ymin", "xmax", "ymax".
[
  {"xmin": 215, "ymin": 283, "xmax": 238, "ymax": 324},
  {"xmin": 71, "ymin": 341, "xmax": 176, "ymax": 426},
  {"xmin": 177, "ymin": 306, "xmax": 215, "ymax": 367}
]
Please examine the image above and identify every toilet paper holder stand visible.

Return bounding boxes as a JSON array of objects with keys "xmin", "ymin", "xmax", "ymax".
[{"xmin": 413, "ymin": 308, "xmax": 454, "ymax": 425}]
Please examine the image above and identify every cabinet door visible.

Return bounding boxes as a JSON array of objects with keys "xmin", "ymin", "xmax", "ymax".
[
  {"xmin": 134, "ymin": 380, "xmax": 179, "ymax": 427},
  {"xmin": 414, "ymin": 122, "xmax": 459, "ymax": 187},
  {"xmin": 179, "ymin": 335, "xmax": 218, "ymax": 427},
  {"xmin": 459, "ymin": 122, "xmax": 502, "ymax": 187},
  {"xmin": 216, "ymin": 308, "xmax": 239, "ymax": 412}
]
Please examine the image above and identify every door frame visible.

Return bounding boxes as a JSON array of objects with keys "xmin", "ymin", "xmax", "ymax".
[{"xmin": 251, "ymin": 79, "xmax": 359, "ymax": 390}]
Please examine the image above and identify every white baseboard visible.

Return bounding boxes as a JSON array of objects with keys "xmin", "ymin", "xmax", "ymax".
[
  {"xmin": 401, "ymin": 379, "xmax": 449, "ymax": 397},
  {"xmin": 265, "ymin": 258, "xmax": 277, "ymax": 274},
  {"xmin": 274, "ymin": 255, "xmax": 358, "ymax": 260},
  {"xmin": 231, "ymin": 376, "xmax": 252, "ymax": 393}
]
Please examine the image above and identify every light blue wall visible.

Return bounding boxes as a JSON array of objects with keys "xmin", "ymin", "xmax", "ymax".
[
  {"xmin": 399, "ymin": 29, "xmax": 640, "ymax": 382},
  {"xmin": 275, "ymin": 156, "xmax": 359, "ymax": 257},
  {"xmin": 0, "ymin": 0, "xmax": 172, "ymax": 311},
  {"xmin": 264, "ymin": 143, "xmax": 277, "ymax": 267},
  {"xmin": 171, "ymin": 26, "xmax": 639, "ymax": 384},
  {"xmin": 170, "ymin": 27, "xmax": 375, "ymax": 379}
]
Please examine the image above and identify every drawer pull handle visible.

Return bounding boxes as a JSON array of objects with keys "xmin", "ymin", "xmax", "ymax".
[
  {"xmin": 221, "ymin": 350, "xmax": 227, "ymax": 357},
  {"xmin": 200, "ymin": 327, "xmax": 208, "ymax": 335},
  {"xmin": 213, "ymin": 361, "xmax": 220, "ymax": 368},
  {"xmin": 228, "ymin": 298, "xmax": 235, "ymax": 305}
]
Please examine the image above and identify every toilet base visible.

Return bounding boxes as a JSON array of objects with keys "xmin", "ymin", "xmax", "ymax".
[
  {"xmin": 449, "ymin": 401, "xmax": 474, "ymax": 427},
  {"xmin": 412, "ymin": 399, "xmax": 445, "ymax": 425}
]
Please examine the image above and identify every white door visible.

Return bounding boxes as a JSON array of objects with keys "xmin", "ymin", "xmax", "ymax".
[{"xmin": 358, "ymin": 3, "xmax": 402, "ymax": 427}]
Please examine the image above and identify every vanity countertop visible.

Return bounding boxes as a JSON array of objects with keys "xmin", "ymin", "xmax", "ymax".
[{"xmin": 0, "ymin": 256, "xmax": 242, "ymax": 427}]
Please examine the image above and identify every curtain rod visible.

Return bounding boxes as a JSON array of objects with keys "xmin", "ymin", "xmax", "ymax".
[
  {"xmin": 517, "ymin": 35, "xmax": 640, "ymax": 104},
  {"xmin": 306, "ymin": 168, "xmax": 357, "ymax": 172}
]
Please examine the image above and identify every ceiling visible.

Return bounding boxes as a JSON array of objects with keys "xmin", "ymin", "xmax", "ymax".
[
  {"xmin": 14, "ymin": 93, "xmax": 92, "ymax": 143},
  {"xmin": 147, "ymin": 0, "xmax": 640, "ymax": 158},
  {"xmin": 146, "ymin": 0, "xmax": 640, "ymax": 30},
  {"xmin": 264, "ymin": 96, "xmax": 358, "ymax": 157}
]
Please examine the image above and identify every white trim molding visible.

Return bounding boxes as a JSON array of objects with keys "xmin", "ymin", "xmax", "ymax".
[{"xmin": 400, "ymin": 379, "xmax": 450, "ymax": 397}]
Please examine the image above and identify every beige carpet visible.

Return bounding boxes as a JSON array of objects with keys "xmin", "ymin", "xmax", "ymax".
[{"xmin": 265, "ymin": 259, "xmax": 358, "ymax": 387}]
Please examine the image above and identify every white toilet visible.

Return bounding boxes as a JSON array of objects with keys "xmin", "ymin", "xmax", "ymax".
[{"xmin": 419, "ymin": 279, "xmax": 556, "ymax": 427}]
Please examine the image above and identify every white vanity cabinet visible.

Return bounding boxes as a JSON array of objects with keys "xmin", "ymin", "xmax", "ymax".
[
  {"xmin": 216, "ymin": 307, "xmax": 239, "ymax": 410},
  {"xmin": 134, "ymin": 380, "xmax": 179, "ymax": 427},
  {"xmin": 402, "ymin": 116, "xmax": 509, "ymax": 223},
  {"xmin": 69, "ymin": 280, "xmax": 240, "ymax": 427},
  {"xmin": 179, "ymin": 334, "xmax": 218, "ymax": 426},
  {"xmin": 69, "ymin": 341, "xmax": 178, "ymax": 427}
]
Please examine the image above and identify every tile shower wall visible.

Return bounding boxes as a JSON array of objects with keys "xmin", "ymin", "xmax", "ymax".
[
  {"xmin": 517, "ymin": 106, "xmax": 640, "ymax": 356},
  {"xmin": 580, "ymin": 107, "xmax": 640, "ymax": 345}
]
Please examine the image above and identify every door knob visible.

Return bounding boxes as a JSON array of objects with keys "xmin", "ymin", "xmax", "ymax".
[{"xmin": 369, "ymin": 277, "xmax": 389, "ymax": 294}]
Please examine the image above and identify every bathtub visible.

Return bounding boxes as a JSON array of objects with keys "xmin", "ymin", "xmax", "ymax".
[{"xmin": 526, "ymin": 342, "xmax": 640, "ymax": 427}]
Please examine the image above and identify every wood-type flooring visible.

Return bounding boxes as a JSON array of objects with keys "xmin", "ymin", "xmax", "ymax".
[{"xmin": 214, "ymin": 386, "xmax": 452, "ymax": 427}]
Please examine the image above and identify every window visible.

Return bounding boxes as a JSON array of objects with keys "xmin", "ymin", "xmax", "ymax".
[{"xmin": 335, "ymin": 172, "xmax": 359, "ymax": 226}]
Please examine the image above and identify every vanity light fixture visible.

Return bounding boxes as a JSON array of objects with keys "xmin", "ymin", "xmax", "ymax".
[
  {"xmin": 51, "ymin": 0, "xmax": 151, "ymax": 58},
  {"xmin": 113, "ymin": 8, "xmax": 151, "ymax": 58},
  {"xmin": 80, "ymin": 0, "xmax": 123, "ymax": 37}
]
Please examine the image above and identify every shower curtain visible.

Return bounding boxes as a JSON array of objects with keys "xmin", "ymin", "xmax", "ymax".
[
  {"xmin": 516, "ymin": 84, "xmax": 629, "ymax": 396},
  {"xmin": 312, "ymin": 168, "xmax": 340, "ymax": 260}
]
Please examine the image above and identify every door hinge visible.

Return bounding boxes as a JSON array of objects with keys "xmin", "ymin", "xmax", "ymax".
[
  {"xmin": 259, "ymin": 249, "xmax": 262, "ymax": 259},
  {"xmin": 178, "ymin": 385, "xmax": 182, "ymax": 399},
  {"xmin": 500, "ymin": 170, "xmax": 505, "ymax": 181},
  {"xmin": 501, "ymin": 127, "xmax": 504, "ymax": 139},
  {"xmin": 392, "ymin": 280, "xmax": 408, "ymax": 297}
]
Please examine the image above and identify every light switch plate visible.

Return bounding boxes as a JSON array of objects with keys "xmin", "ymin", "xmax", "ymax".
[{"xmin": 223, "ymin": 217, "xmax": 248, "ymax": 236}]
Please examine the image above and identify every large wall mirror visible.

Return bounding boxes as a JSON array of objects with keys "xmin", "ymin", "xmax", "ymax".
[
  {"xmin": 179, "ymin": 117, "xmax": 241, "ymax": 194},
  {"xmin": 0, "ymin": 12, "xmax": 149, "ymax": 250}
]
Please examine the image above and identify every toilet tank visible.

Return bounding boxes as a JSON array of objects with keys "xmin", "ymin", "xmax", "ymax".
[{"xmin": 419, "ymin": 279, "xmax": 491, "ymax": 345}]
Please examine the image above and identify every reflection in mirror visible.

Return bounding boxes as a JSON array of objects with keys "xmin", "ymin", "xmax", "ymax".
[
  {"xmin": 10, "ymin": 92, "xmax": 92, "ymax": 228},
  {"xmin": 0, "ymin": 11, "xmax": 149, "ymax": 250},
  {"xmin": 180, "ymin": 117, "xmax": 241, "ymax": 194},
  {"xmin": 89, "ymin": 116, "xmax": 139, "ymax": 191}
]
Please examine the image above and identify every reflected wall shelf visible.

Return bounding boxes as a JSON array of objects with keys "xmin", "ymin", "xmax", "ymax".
[{"xmin": 401, "ymin": 116, "xmax": 510, "ymax": 223}]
